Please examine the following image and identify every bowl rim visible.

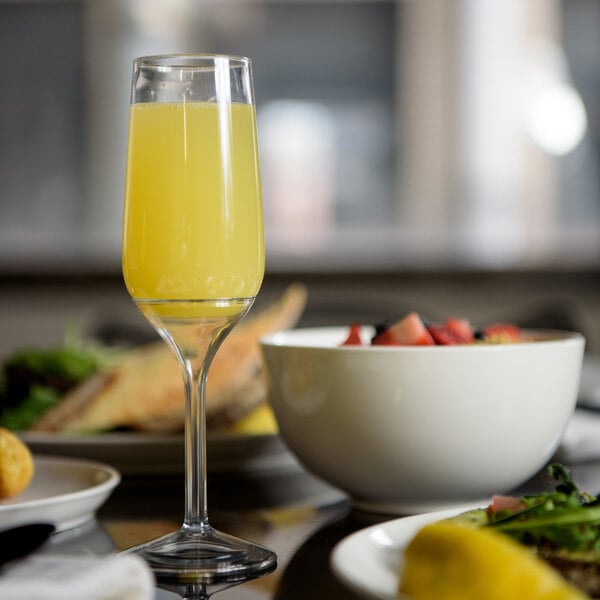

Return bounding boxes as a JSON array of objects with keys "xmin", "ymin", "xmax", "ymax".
[{"xmin": 260, "ymin": 325, "xmax": 585, "ymax": 351}]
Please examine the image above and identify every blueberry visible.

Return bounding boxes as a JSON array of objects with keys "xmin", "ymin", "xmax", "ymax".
[{"xmin": 374, "ymin": 320, "xmax": 394, "ymax": 336}]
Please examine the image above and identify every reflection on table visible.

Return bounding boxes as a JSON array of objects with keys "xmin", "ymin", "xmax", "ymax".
[
  {"xmin": 37, "ymin": 457, "xmax": 362, "ymax": 599},
  {"xmin": 19, "ymin": 452, "xmax": 600, "ymax": 599}
]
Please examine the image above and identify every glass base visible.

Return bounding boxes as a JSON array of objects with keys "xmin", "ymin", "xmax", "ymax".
[{"xmin": 124, "ymin": 525, "xmax": 277, "ymax": 585}]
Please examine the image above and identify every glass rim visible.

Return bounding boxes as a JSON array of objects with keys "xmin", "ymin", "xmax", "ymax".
[{"xmin": 134, "ymin": 53, "xmax": 251, "ymax": 69}]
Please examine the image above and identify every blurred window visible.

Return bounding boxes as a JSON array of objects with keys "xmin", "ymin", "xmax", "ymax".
[
  {"xmin": 0, "ymin": 0, "xmax": 598, "ymax": 271},
  {"xmin": 0, "ymin": 2, "xmax": 83, "ymax": 246}
]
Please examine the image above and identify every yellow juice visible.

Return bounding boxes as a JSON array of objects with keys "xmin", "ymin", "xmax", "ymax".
[{"xmin": 122, "ymin": 101, "xmax": 264, "ymax": 310}]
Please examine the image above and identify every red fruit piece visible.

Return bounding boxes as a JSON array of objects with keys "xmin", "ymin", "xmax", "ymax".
[
  {"xmin": 444, "ymin": 317, "xmax": 475, "ymax": 343},
  {"xmin": 483, "ymin": 323, "xmax": 522, "ymax": 343},
  {"xmin": 340, "ymin": 323, "xmax": 363, "ymax": 346},
  {"xmin": 372, "ymin": 312, "xmax": 435, "ymax": 346},
  {"xmin": 488, "ymin": 495, "xmax": 525, "ymax": 515},
  {"xmin": 427, "ymin": 324, "xmax": 465, "ymax": 345}
]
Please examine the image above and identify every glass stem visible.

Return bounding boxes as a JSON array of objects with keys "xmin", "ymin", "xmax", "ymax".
[
  {"xmin": 135, "ymin": 298, "xmax": 255, "ymax": 536},
  {"xmin": 184, "ymin": 359, "xmax": 210, "ymax": 532}
]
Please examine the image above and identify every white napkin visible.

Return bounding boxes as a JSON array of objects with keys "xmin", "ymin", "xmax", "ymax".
[
  {"xmin": 556, "ymin": 409, "xmax": 600, "ymax": 463},
  {"xmin": 0, "ymin": 553, "xmax": 155, "ymax": 600}
]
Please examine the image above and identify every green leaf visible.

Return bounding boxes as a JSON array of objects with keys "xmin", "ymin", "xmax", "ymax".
[
  {"xmin": 0, "ymin": 385, "xmax": 61, "ymax": 430},
  {"xmin": 487, "ymin": 463, "xmax": 600, "ymax": 553}
]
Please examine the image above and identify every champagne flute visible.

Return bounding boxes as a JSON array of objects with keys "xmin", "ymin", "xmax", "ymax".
[{"xmin": 121, "ymin": 54, "xmax": 276, "ymax": 583}]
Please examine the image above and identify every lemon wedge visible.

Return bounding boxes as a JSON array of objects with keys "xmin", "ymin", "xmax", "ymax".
[
  {"xmin": 400, "ymin": 520, "xmax": 587, "ymax": 600},
  {"xmin": 226, "ymin": 403, "xmax": 279, "ymax": 435}
]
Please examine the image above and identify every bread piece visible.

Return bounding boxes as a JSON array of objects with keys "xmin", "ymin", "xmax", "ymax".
[
  {"xmin": 31, "ymin": 284, "xmax": 307, "ymax": 433},
  {"xmin": 0, "ymin": 428, "xmax": 34, "ymax": 498},
  {"xmin": 539, "ymin": 551, "xmax": 600, "ymax": 599}
]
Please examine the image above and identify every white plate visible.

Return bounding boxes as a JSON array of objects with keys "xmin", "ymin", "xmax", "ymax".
[
  {"xmin": 331, "ymin": 505, "xmax": 481, "ymax": 599},
  {"xmin": 0, "ymin": 455, "xmax": 120, "ymax": 532},
  {"xmin": 20, "ymin": 432, "xmax": 299, "ymax": 475}
]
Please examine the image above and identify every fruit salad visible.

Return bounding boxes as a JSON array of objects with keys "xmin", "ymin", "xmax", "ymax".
[{"xmin": 340, "ymin": 311, "xmax": 523, "ymax": 347}]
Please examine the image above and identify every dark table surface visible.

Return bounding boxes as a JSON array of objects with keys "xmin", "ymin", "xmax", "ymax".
[
  {"xmin": 22, "ymin": 440, "xmax": 600, "ymax": 600},
  {"xmin": 40, "ymin": 456, "xmax": 382, "ymax": 599}
]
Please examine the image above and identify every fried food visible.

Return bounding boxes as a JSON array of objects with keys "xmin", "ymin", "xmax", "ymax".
[
  {"xmin": 31, "ymin": 284, "xmax": 307, "ymax": 433},
  {"xmin": 0, "ymin": 427, "xmax": 34, "ymax": 499}
]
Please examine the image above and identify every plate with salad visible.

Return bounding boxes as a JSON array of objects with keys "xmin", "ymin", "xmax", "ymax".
[
  {"xmin": 0, "ymin": 341, "xmax": 292, "ymax": 475},
  {"xmin": 332, "ymin": 464, "xmax": 600, "ymax": 599},
  {"xmin": 0, "ymin": 285, "xmax": 308, "ymax": 475}
]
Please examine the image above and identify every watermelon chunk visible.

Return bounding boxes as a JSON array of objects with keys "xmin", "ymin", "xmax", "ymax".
[
  {"xmin": 445, "ymin": 318, "xmax": 475, "ymax": 343},
  {"xmin": 340, "ymin": 323, "xmax": 363, "ymax": 346},
  {"xmin": 372, "ymin": 312, "xmax": 435, "ymax": 346},
  {"xmin": 483, "ymin": 323, "xmax": 522, "ymax": 344},
  {"xmin": 427, "ymin": 324, "xmax": 465, "ymax": 345}
]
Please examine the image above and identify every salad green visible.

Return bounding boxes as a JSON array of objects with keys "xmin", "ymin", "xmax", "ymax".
[
  {"xmin": 488, "ymin": 464, "xmax": 600, "ymax": 553},
  {"xmin": 0, "ymin": 335, "xmax": 116, "ymax": 430}
]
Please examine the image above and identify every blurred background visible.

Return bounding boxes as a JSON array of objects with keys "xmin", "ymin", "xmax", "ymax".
[{"xmin": 1, "ymin": 0, "xmax": 599, "ymax": 354}]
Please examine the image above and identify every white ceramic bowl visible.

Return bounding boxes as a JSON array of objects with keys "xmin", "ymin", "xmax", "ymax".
[{"xmin": 260, "ymin": 327, "xmax": 585, "ymax": 513}]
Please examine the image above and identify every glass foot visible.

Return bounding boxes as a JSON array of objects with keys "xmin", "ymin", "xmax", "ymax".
[{"xmin": 124, "ymin": 525, "xmax": 277, "ymax": 585}]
